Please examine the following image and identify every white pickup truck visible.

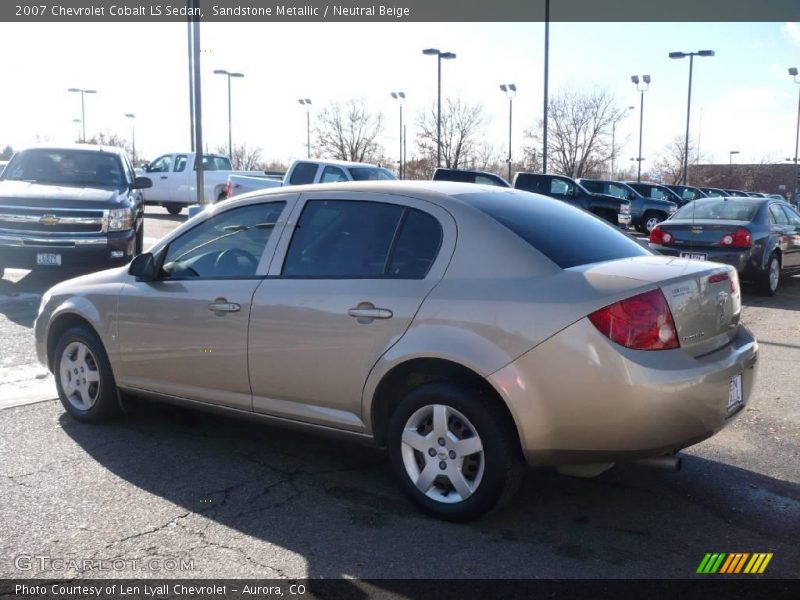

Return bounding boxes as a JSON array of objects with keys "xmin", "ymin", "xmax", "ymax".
[
  {"xmin": 226, "ymin": 159, "xmax": 396, "ymax": 199},
  {"xmin": 139, "ymin": 152, "xmax": 279, "ymax": 215}
]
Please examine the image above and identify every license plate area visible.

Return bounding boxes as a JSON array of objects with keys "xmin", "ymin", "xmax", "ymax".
[
  {"xmin": 727, "ymin": 373, "xmax": 743, "ymax": 413},
  {"xmin": 36, "ymin": 253, "xmax": 62, "ymax": 266},
  {"xmin": 680, "ymin": 252, "xmax": 707, "ymax": 261}
]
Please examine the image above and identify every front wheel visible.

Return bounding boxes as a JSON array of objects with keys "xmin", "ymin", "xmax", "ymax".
[
  {"xmin": 756, "ymin": 253, "xmax": 781, "ymax": 296},
  {"xmin": 387, "ymin": 383, "xmax": 523, "ymax": 522},
  {"xmin": 641, "ymin": 211, "xmax": 665, "ymax": 233},
  {"xmin": 54, "ymin": 326, "xmax": 120, "ymax": 422}
]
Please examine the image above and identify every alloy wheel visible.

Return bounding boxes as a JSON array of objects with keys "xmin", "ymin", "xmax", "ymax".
[
  {"xmin": 59, "ymin": 341, "xmax": 101, "ymax": 411},
  {"xmin": 400, "ymin": 404, "xmax": 485, "ymax": 504},
  {"xmin": 769, "ymin": 257, "xmax": 780, "ymax": 293}
]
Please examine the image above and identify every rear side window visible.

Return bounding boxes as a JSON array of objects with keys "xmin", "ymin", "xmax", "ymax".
[
  {"xmin": 580, "ymin": 180, "xmax": 603, "ymax": 194},
  {"xmin": 388, "ymin": 209, "xmax": 442, "ymax": 278},
  {"xmin": 282, "ymin": 200, "xmax": 441, "ymax": 278},
  {"xmin": 289, "ymin": 162, "xmax": 319, "ymax": 185},
  {"xmin": 780, "ymin": 204, "xmax": 800, "ymax": 226},
  {"xmin": 513, "ymin": 174, "xmax": 544, "ymax": 193},
  {"xmin": 460, "ymin": 190, "xmax": 650, "ymax": 269},
  {"xmin": 769, "ymin": 204, "xmax": 790, "ymax": 225}
]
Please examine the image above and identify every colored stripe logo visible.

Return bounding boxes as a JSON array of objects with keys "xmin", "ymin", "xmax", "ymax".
[{"xmin": 697, "ymin": 553, "xmax": 773, "ymax": 574}]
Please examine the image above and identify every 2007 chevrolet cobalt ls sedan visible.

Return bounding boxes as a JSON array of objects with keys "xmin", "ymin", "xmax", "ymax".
[{"xmin": 35, "ymin": 181, "xmax": 758, "ymax": 521}]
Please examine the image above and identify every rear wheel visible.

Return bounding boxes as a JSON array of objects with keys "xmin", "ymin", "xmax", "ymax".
[
  {"xmin": 641, "ymin": 211, "xmax": 665, "ymax": 233},
  {"xmin": 54, "ymin": 326, "xmax": 120, "ymax": 422},
  {"xmin": 165, "ymin": 204, "xmax": 182, "ymax": 216},
  {"xmin": 387, "ymin": 383, "xmax": 524, "ymax": 522},
  {"xmin": 756, "ymin": 253, "xmax": 781, "ymax": 296}
]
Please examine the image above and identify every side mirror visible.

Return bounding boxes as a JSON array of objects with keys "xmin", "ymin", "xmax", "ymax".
[
  {"xmin": 129, "ymin": 253, "xmax": 157, "ymax": 281},
  {"xmin": 131, "ymin": 176, "xmax": 152, "ymax": 190}
]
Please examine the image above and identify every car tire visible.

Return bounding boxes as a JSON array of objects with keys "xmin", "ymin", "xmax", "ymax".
[
  {"xmin": 54, "ymin": 326, "xmax": 120, "ymax": 423},
  {"xmin": 641, "ymin": 211, "xmax": 665, "ymax": 233},
  {"xmin": 165, "ymin": 204, "xmax": 182, "ymax": 216},
  {"xmin": 387, "ymin": 383, "xmax": 524, "ymax": 522},
  {"xmin": 756, "ymin": 253, "xmax": 781, "ymax": 296}
]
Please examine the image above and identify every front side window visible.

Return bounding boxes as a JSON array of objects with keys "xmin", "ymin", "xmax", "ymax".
[
  {"xmin": 550, "ymin": 179, "xmax": 571, "ymax": 195},
  {"xmin": 608, "ymin": 183, "xmax": 632, "ymax": 200},
  {"xmin": 320, "ymin": 166, "xmax": 347, "ymax": 183},
  {"xmin": 282, "ymin": 200, "xmax": 442, "ymax": 279},
  {"xmin": 148, "ymin": 155, "xmax": 171, "ymax": 173},
  {"xmin": 162, "ymin": 202, "xmax": 285, "ymax": 279}
]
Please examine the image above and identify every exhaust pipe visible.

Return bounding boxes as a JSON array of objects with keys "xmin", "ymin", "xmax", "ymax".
[{"xmin": 632, "ymin": 454, "xmax": 682, "ymax": 471}]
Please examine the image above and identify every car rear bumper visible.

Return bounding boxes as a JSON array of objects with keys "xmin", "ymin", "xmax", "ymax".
[
  {"xmin": 649, "ymin": 245, "xmax": 758, "ymax": 275},
  {"xmin": 0, "ymin": 230, "xmax": 136, "ymax": 269},
  {"xmin": 489, "ymin": 318, "xmax": 758, "ymax": 466}
]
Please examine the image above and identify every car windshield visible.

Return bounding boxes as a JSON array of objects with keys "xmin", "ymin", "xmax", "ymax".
[
  {"xmin": 460, "ymin": 190, "xmax": 651, "ymax": 268},
  {"xmin": 673, "ymin": 198, "xmax": 760, "ymax": 222},
  {"xmin": 348, "ymin": 167, "xmax": 397, "ymax": 181},
  {"xmin": 2, "ymin": 148, "xmax": 126, "ymax": 188}
]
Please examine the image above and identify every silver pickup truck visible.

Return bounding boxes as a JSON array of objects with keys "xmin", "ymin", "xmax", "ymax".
[{"xmin": 226, "ymin": 159, "xmax": 396, "ymax": 198}]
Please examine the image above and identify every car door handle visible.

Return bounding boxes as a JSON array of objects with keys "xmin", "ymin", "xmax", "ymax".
[
  {"xmin": 208, "ymin": 299, "xmax": 241, "ymax": 314},
  {"xmin": 160, "ymin": 176, "xmax": 168, "ymax": 179},
  {"xmin": 348, "ymin": 306, "xmax": 393, "ymax": 320}
]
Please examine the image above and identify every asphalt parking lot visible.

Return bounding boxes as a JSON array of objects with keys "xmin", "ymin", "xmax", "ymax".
[{"xmin": 0, "ymin": 206, "xmax": 798, "ymax": 579}]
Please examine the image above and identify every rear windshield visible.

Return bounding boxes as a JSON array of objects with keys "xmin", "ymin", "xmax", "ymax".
[
  {"xmin": 2, "ymin": 148, "xmax": 126, "ymax": 188},
  {"xmin": 348, "ymin": 167, "xmax": 397, "ymax": 181},
  {"xmin": 673, "ymin": 198, "xmax": 759, "ymax": 222},
  {"xmin": 460, "ymin": 190, "xmax": 651, "ymax": 268}
]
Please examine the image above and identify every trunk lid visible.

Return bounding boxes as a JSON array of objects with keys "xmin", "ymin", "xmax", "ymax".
[
  {"xmin": 574, "ymin": 256, "xmax": 741, "ymax": 357},
  {"xmin": 657, "ymin": 219, "xmax": 747, "ymax": 249}
]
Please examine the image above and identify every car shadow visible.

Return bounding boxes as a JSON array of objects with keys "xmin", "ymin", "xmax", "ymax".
[
  {"xmin": 58, "ymin": 403, "xmax": 800, "ymax": 579},
  {"xmin": 741, "ymin": 274, "xmax": 800, "ymax": 311}
]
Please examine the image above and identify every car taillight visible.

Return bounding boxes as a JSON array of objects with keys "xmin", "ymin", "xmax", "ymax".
[
  {"xmin": 720, "ymin": 227, "xmax": 751, "ymax": 248},
  {"xmin": 588, "ymin": 289, "xmax": 679, "ymax": 351},
  {"xmin": 709, "ymin": 271, "xmax": 739, "ymax": 295},
  {"xmin": 226, "ymin": 180, "xmax": 232, "ymax": 198},
  {"xmin": 649, "ymin": 225, "xmax": 672, "ymax": 245}
]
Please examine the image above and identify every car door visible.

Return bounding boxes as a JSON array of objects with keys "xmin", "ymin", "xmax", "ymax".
[
  {"xmin": 247, "ymin": 191, "xmax": 456, "ymax": 431},
  {"xmin": 779, "ymin": 204, "xmax": 800, "ymax": 268},
  {"xmin": 115, "ymin": 197, "xmax": 293, "ymax": 409},
  {"xmin": 143, "ymin": 154, "xmax": 173, "ymax": 202},
  {"xmin": 169, "ymin": 154, "xmax": 190, "ymax": 203}
]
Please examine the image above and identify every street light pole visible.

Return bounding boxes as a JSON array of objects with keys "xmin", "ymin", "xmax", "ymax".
[
  {"xmin": 789, "ymin": 68, "xmax": 800, "ymax": 202},
  {"xmin": 500, "ymin": 84, "xmax": 517, "ymax": 182},
  {"xmin": 543, "ymin": 0, "xmax": 550, "ymax": 174},
  {"xmin": 298, "ymin": 99, "xmax": 312, "ymax": 158},
  {"xmin": 670, "ymin": 49, "xmax": 715, "ymax": 185},
  {"xmin": 729, "ymin": 150, "xmax": 740, "ymax": 185},
  {"xmin": 67, "ymin": 88, "xmax": 97, "ymax": 142},
  {"xmin": 213, "ymin": 69, "xmax": 244, "ymax": 161},
  {"xmin": 631, "ymin": 75, "xmax": 651, "ymax": 183},
  {"xmin": 423, "ymin": 48, "xmax": 456, "ymax": 167},
  {"xmin": 125, "ymin": 113, "xmax": 136, "ymax": 164},
  {"xmin": 391, "ymin": 92, "xmax": 406, "ymax": 178}
]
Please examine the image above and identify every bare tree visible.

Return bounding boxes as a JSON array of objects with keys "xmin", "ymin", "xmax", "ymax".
[
  {"xmin": 523, "ymin": 87, "xmax": 623, "ymax": 178},
  {"xmin": 416, "ymin": 98, "xmax": 488, "ymax": 169},
  {"xmin": 314, "ymin": 99, "xmax": 385, "ymax": 163},
  {"xmin": 651, "ymin": 136, "xmax": 698, "ymax": 184},
  {"xmin": 216, "ymin": 143, "xmax": 264, "ymax": 171},
  {"xmin": 86, "ymin": 131, "xmax": 131, "ymax": 155}
]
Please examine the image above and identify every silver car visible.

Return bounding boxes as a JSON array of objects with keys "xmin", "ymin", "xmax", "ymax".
[{"xmin": 35, "ymin": 182, "xmax": 759, "ymax": 521}]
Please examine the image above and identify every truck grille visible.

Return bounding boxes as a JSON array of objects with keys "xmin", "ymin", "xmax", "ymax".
[{"xmin": 0, "ymin": 206, "xmax": 106, "ymax": 235}]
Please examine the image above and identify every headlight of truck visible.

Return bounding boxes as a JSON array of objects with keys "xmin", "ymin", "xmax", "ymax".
[{"xmin": 107, "ymin": 208, "xmax": 134, "ymax": 231}]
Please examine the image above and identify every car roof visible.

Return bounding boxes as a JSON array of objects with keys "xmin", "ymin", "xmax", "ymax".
[
  {"xmin": 20, "ymin": 143, "xmax": 128, "ymax": 155},
  {"xmin": 226, "ymin": 180, "xmax": 516, "ymax": 208}
]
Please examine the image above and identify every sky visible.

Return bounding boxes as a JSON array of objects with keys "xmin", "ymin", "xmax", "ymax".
[{"xmin": 0, "ymin": 21, "xmax": 799, "ymax": 170}]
